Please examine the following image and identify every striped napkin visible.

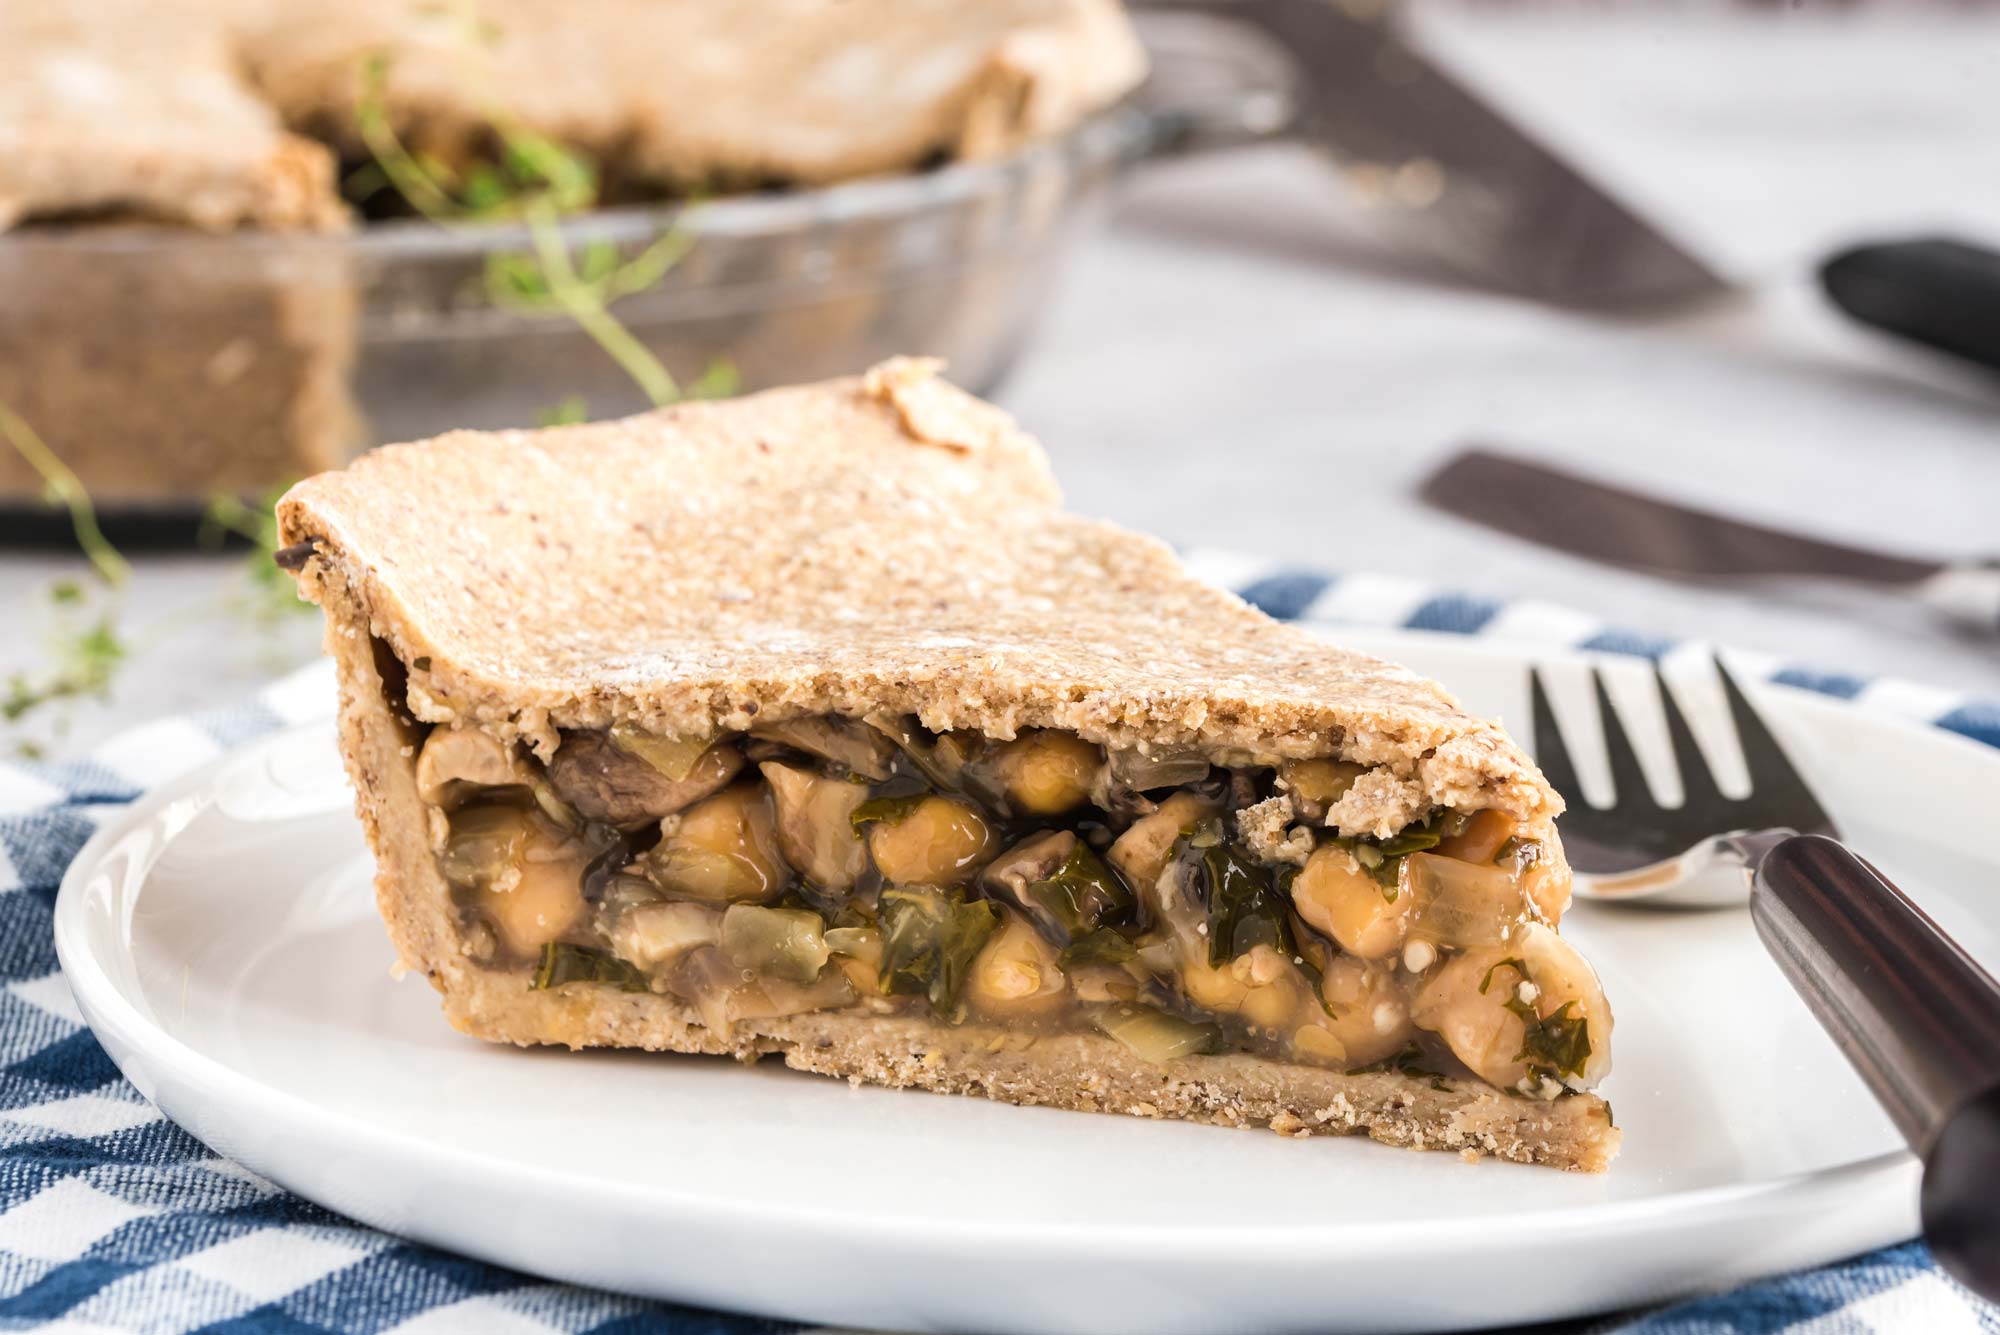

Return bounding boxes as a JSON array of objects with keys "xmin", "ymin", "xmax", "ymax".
[{"xmin": 0, "ymin": 559, "xmax": 1993, "ymax": 1335}]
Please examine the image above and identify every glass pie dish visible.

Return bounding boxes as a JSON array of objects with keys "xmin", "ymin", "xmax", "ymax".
[{"xmin": 0, "ymin": 13, "xmax": 1289, "ymax": 530}]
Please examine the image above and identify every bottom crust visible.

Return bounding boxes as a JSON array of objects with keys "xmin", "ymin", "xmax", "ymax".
[{"xmin": 441, "ymin": 974, "xmax": 1619, "ymax": 1172}]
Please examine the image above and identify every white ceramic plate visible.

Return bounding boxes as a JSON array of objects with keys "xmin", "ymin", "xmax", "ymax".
[{"xmin": 56, "ymin": 631, "xmax": 1997, "ymax": 1335}]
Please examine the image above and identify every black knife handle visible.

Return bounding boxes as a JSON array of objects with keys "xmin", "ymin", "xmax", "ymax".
[
  {"xmin": 1749, "ymin": 834, "xmax": 2000, "ymax": 1301},
  {"xmin": 1819, "ymin": 238, "xmax": 2000, "ymax": 373}
]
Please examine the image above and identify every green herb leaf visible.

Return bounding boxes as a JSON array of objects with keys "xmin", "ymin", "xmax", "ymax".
[
  {"xmin": 1059, "ymin": 928, "xmax": 1137, "ymax": 969},
  {"xmin": 531, "ymin": 942, "xmax": 647, "ymax": 992},
  {"xmin": 848, "ymin": 793, "xmax": 928, "ymax": 834},
  {"xmin": 1510, "ymin": 998, "xmax": 1593, "ymax": 1083},
  {"xmin": 537, "ymin": 395, "xmax": 589, "ymax": 427},
  {"xmin": 1376, "ymin": 829, "xmax": 1442, "ymax": 857},
  {"xmin": 877, "ymin": 887, "xmax": 999, "ymax": 1018},
  {"xmin": 1026, "ymin": 841, "xmax": 1134, "ymax": 944},
  {"xmin": 1192, "ymin": 841, "xmax": 1293, "ymax": 967}
]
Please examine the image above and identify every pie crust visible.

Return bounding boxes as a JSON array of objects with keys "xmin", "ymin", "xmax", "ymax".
[{"xmin": 278, "ymin": 362, "xmax": 1621, "ymax": 1171}]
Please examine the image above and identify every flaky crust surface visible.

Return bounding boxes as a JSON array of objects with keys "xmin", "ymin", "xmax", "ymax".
[{"xmin": 281, "ymin": 360, "xmax": 1561, "ymax": 834}]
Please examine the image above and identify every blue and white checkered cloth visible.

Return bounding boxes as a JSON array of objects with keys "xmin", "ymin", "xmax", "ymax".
[{"xmin": 0, "ymin": 559, "xmax": 1996, "ymax": 1335}]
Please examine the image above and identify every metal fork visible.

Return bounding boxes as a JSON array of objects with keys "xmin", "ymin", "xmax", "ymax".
[
  {"xmin": 1531, "ymin": 657, "xmax": 1835, "ymax": 906},
  {"xmin": 1530, "ymin": 656, "xmax": 2000, "ymax": 1301}
]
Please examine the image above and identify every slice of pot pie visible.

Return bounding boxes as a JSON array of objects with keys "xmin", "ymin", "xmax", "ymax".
[{"xmin": 277, "ymin": 359, "xmax": 1619, "ymax": 1171}]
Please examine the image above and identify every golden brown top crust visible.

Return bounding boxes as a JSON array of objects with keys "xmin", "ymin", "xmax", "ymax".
[
  {"xmin": 237, "ymin": 0, "xmax": 1144, "ymax": 190},
  {"xmin": 0, "ymin": 0, "xmax": 345, "ymax": 233},
  {"xmin": 2, "ymin": 0, "xmax": 1141, "ymax": 234},
  {"xmin": 279, "ymin": 360, "xmax": 1561, "ymax": 829}
]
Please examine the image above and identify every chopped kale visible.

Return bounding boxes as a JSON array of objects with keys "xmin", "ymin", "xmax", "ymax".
[
  {"xmin": 1510, "ymin": 998, "xmax": 1593, "ymax": 1083},
  {"xmin": 1059, "ymin": 928, "xmax": 1138, "ymax": 969},
  {"xmin": 1026, "ymin": 841, "xmax": 1134, "ymax": 943},
  {"xmin": 1190, "ymin": 840, "xmax": 1293, "ymax": 966},
  {"xmin": 848, "ymin": 793, "xmax": 929, "ymax": 833},
  {"xmin": 1375, "ymin": 828, "xmax": 1442, "ymax": 858},
  {"xmin": 531, "ymin": 942, "xmax": 647, "ymax": 992},
  {"xmin": 1478, "ymin": 957, "xmax": 1529, "ymax": 995},
  {"xmin": 877, "ymin": 887, "xmax": 999, "ymax": 1018}
]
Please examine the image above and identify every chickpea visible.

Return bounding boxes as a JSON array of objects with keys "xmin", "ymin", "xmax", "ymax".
[
  {"xmin": 867, "ymin": 795, "xmax": 995, "ymax": 885},
  {"xmin": 1181, "ymin": 945, "xmax": 1312, "ymax": 1033},
  {"xmin": 1410, "ymin": 948, "xmax": 1530, "ymax": 1090},
  {"xmin": 967, "ymin": 914, "xmax": 1067, "ymax": 1019},
  {"xmin": 992, "ymin": 731, "xmax": 1100, "ymax": 816},
  {"xmin": 643, "ymin": 782, "xmax": 788, "ymax": 903},
  {"xmin": 1291, "ymin": 844, "xmax": 1409, "ymax": 959},
  {"xmin": 444, "ymin": 806, "xmax": 590, "ymax": 956},
  {"xmin": 1106, "ymin": 791, "xmax": 1217, "ymax": 892},
  {"xmin": 1278, "ymin": 758, "xmax": 1364, "ymax": 818},
  {"xmin": 760, "ymin": 761, "xmax": 868, "ymax": 890},
  {"xmin": 1434, "ymin": 808, "xmax": 1517, "ymax": 864},
  {"xmin": 1311, "ymin": 955, "xmax": 1415, "ymax": 1069},
  {"xmin": 1410, "ymin": 923, "xmax": 1611, "ymax": 1092}
]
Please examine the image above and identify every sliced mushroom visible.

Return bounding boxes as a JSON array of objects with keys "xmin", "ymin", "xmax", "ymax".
[
  {"xmin": 1105, "ymin": 745, "xmax": 1211, "ymax": 792},
  {"xmin": 979, "ymin": 830, "xmax": 1131, "ymax": 944},
  {"xmin": 721, "ymin": 904, "xmax": 831, "ymax": 984},
  {"xmin": 759, "ymin": 761, "xmax": 869, "ymax": 891},
  {"xmin": 979, "ymin": 830, "xmax": 1074, "ymax": 908},
  {"xmin": 667, "ymin": 945, "xmax": 855, "ymax": 1033},
  {"xmin": 415, "ymin": 726, "xmax": 532, "ymax": 807},
  {"xmin": 1105, "ymin": 791, "xmax": 1217, "ymax": 893},
  {"xmin": 548, "ymin": 731, "xmax": 744, "ymax": 827},
  {"xmin": 611, "ymin": 899, "xmax": 722, "ymax": 973},
  {"xmin": 749, "ymin": 716, "xmax": 896, "ymax": 780},
  {"xmin": 866, "ymin": 714, "xmax": 987, "ymax": 793}
]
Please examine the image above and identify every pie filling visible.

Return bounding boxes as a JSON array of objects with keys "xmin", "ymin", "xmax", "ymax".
[{"xmin": 414, "ymin": 712, "xmax": 1612, "ymax": 1098}]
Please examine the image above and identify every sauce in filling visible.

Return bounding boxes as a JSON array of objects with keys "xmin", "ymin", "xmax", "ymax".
[{"xmin": 415, "ymin": 713, "xmax": 1611, "ymax": 1097}]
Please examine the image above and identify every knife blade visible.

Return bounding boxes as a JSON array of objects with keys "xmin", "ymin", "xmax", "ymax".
[
  {"xmin": 1419, "ymin": 447, "xmax": 2000, "ymax": 632},
  {"xmin": 1138, "ymin": 0, "xmax": 1729, "ymax": 307}
]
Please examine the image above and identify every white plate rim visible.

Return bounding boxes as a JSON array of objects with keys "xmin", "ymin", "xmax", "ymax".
[{"xmin": 53, "ymin": 628, "xmax": 1976, "ymax": 1324}]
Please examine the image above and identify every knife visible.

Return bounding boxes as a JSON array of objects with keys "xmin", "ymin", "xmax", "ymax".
[
  {"xmin": 1136, "ymin": 0, "xmax": 1730, "ymax": 307},
  {"xmin": 1419, "ymin": 448, "xmax": 2000, "ymax": 633}
]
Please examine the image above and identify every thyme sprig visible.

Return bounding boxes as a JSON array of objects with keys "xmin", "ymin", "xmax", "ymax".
[
  {"xmin": 0, "ymin": 404, "xmax": 128, "ymax": 588},
  {"xmin": 353, "ymin": 41, "xmax": 734, "ymax": 411}
]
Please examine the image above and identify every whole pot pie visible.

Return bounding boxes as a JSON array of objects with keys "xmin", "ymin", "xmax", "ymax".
[
  {"xmin": 0, "ymin": 0, "xmax": 1143, "ymax": 505},
  {"xmin": 275, "ymin": 359, "xmax": 1619, "ymax": 1171}
]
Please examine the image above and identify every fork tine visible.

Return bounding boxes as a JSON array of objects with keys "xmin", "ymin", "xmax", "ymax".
[
  {"xmin": 1714, "ymin": 656, "xmax": 1838, "ymax": 836},
  {"xmin": 1593, "ymin": 667, "xmax": 1661, "ymax": 812},
  {"xmin": 1529, "ymin": 667, "xmax": 1589, "ymax": 807},
  {"xmin": 1655, "ymin": 664, "xmax": 1725, "ymax": 809}
]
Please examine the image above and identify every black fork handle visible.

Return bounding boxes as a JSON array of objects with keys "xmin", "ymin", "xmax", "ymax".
[{"xmin": 1750, "ymin": 833, "xmax": 2000, "ymax": 1301}]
